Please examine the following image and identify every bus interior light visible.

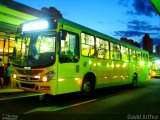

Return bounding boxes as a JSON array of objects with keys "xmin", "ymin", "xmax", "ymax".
[{"xmin": 22, "ymin": 20, "xmax": 48, "ymax": 31}]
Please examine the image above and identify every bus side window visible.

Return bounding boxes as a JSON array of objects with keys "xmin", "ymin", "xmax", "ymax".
[
  {"xmin": 111, "ymin": 43, "xmax": 121, "ymax": 60},
  {"xmin": 82, "ymin": 46, "xmax": 89, "ymax": 56},
  {"xmin": 136, "ymin": 51, "xmax": 141, "ymax": 62},
  {"xmin": 130, "ymin": 49, "xmax": 136, "ymax": 62},
  {"xmin": 81, "ymin": 33, "xmax": 95, "ymax": 57},
  {"xmin": 89, "ymin": 46, "xmax": 95, "ymax": 56},
  {"xmin": 96, "ymin": 38, "xmax": 109, "ymax": 59},
  {"xmin": 105, "ymin": 50, "xmax": 109, "ymax": 59},
  {"xmin": 114, "ymin": 46, "xmax": 121, "ymax": 60},
  {"xmin": 110, "ymin": 42, "xmax": 114, "ymax": 59},
  {"xmin": 59, "ymin": 30, "xmax": 79, "ymax": 63},
  {"xmin": 143, "ymin": 53, "xmax": 148, "ymax": 62},
  {"xmin": 121, "ymin": 46, "xmax": 129, "ymax": 62},
  {"xmin": 97, "ymin": 49, "xmax": 105, "ymax": 58}
]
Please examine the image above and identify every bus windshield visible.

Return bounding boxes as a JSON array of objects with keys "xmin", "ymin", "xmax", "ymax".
[{"xmin": 13, "ymin": 31, "xmax": 56, "ymax": 68}]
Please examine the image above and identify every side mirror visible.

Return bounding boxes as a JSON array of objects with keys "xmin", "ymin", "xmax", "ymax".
[{"xmin": 61, "ymin": 30, "xmax": 67, "ymax": 40}]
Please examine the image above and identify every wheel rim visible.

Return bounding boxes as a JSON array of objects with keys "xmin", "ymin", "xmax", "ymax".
[{"xmin": 83, "ymin": 81, "xmax": 91, "ymax": 93}]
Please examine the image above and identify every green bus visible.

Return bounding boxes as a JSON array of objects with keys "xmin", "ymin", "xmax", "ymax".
[{"xmin": 11, "ymin": 17, "xmax": 150, "ymax": 97}]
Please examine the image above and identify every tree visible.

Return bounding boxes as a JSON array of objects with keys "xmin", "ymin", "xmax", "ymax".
[{"xmin": 41, "ymin": 7, "xmax": 62, "ymax": 18}]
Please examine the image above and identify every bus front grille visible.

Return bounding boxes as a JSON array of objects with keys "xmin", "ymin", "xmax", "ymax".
[
  {"xmin": 19, "ymin": 76, "xmax": 39, "ymax": 81},
  {"xmin": 16, "ymin": 69, "xmax": 43, "ymax": 75},
  {"xmin": 20, "ymin": 83, "xmax": 35, "ymax": 88}
]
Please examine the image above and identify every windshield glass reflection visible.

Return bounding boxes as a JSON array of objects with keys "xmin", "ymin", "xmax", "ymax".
[{"xmin": 13, "ymin": 31, "xmax": 56, "ymax": 68}]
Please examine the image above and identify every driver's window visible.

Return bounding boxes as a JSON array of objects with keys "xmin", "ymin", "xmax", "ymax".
[{"xmin": 59, "ymin": 30, "xmax": 79, "ymax": 63}]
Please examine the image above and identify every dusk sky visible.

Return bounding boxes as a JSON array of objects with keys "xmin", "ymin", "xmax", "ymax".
[{"xmin": 14, "ymin": 0, "xmax": 160, "ymax": 50}]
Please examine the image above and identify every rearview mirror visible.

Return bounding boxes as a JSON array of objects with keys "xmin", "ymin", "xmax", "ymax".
[{"xmin": 61, "ymin": 30, "xmax": 67, "ymax": 40}]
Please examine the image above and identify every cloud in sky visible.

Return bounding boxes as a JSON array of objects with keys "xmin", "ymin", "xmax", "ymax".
[
  {"xmin": 114, "ymin": 29, "xmax": 160, "ymax": 47},
  {"xmin": 114, "ymin": 30, "xmax": 145, "ymax": 38},
  {"xmin": 114, "ymin": 19, "xmax": 159, "ymax": 36},
  {"xmin": 114, "ymin": 17, "xmax": 160, "ymax": 42},
  {"xmin": 118, "ymin": 0, "xmax": 129, "ymax": 7},
  {"xmin": 127, "ymin": 20, "xmax": 160, "ymax": 31},
  {"xmin": 114, "ymin": 0, "xmax": 159, "ymax": 44},
  {"xmin": 128, "ymin": 0, "xmax": 157, "ymax": 16}
]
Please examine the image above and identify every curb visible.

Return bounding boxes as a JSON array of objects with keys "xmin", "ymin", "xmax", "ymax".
[{"xmin": 0, "ymin": 88, "xmax": 24, "ymax": 95}]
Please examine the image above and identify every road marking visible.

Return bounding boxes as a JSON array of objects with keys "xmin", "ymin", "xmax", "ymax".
[{"xmin": 24, "ymin": 99, "xmax": 97, "ymax": 114}]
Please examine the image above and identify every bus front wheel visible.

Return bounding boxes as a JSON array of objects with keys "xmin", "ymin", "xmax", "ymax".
[
  {"xmin": 82, "ymin": 76, "xmax": 95, "ymax": 97},
  {"xmin": 39, "ymin": 94, "xmax": 52, "ymax": 102}
]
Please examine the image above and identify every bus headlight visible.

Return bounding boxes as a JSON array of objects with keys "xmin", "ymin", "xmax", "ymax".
[
  {"xmin": 41, "ymin": 71, "xmax": 55, "ymax": 82},
  {"xmin": 13, "ymin": 74, "xmax": 17, "ymax": 79},
  {"xmin": 42, "ymin": 76, "xmax": 48, "ymax": 82}
]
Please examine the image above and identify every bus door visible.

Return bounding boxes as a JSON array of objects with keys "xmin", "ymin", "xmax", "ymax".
[{"xmin": 57, "ymin": 30, "xmax": 80, "ymax": 94}]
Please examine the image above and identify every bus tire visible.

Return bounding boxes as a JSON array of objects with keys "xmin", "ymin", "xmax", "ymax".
[
  {"xmin": 82, "ymin": 75, "xmax": 95, "ymax": 97},
  {"xmin": 39, "ymin": 94, "xmax": 52, "ymax": 102},
  {"xmin": 132, "ymin": 73, "xmax": 138, "ymax": 88}
]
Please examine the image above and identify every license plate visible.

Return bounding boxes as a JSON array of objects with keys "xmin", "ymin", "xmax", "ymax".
[{"xmin": 40, "ymin": 86, "xmax": 50, "ymax": 90}]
